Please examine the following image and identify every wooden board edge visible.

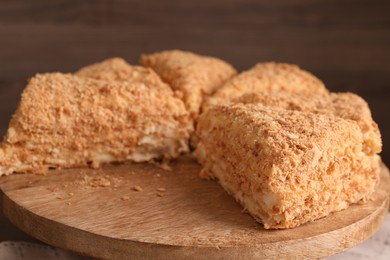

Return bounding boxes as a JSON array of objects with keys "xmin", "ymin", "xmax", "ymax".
[
  {"xmin": 2, "ymin": 186, "xmax": 389, "ymax": 259},
  {"xmin": 1, "ymin": 163, "xmax": 389, "ymax": 259}
]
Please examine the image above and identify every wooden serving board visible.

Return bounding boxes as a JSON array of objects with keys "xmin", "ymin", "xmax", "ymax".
[{"xmin": 0, "ymin": 156, "xmax": 389, "ymax": 260}]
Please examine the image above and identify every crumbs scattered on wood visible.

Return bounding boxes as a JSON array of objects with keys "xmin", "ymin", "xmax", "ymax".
[
  {"xmin": 61, "ymin": 174, "xmax": 123, "ymax": 189},
  {"xmin": 121, "ymin": 196, "xmax": 130, "ymax": 201},
  {"xmin": 156, "ymin": 187, "xmax": 166, "ymax": 197},
  {"xmin": 91, "ymin": 160, "xmax": 100, "ymax": 169},
  {"xmin": 131, "ymin": 185, "xmax": 143, "ymax": 192},
  {"xmin": 151, "ymin": 160, "xmax": 172, "ymax": 171},
  {"xmin": 159, "ymin": 162, "xmax": 172, "ymax": 171},
  {"xmin": 86, "ymin": 176, "xmax": 111, "ymax": 187}
]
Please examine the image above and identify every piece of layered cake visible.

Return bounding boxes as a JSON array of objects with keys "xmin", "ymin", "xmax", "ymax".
[
  {"xmin": 76, "ymin": 57, "xmax": 165, "ymax": 87},
  {"xmin": 140, "ymin": 50, "xmax": 237, "ymax": 119},
  {"xmin": 0, "ymin": 73, "xmax": 193, "ymax": 175},
  {"xmin": 202, "ymin": 62, "xmax": 328, "ymax": 112},
  {"xmin": 194, "ymin": 104, "xmax": 380, "ymax": 229},
  {"xmin": 232, "ymin": 91, "xmax": 381, "ymax": 156}
]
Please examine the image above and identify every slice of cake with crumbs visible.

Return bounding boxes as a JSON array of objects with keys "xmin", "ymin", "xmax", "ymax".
[
  {"xmin": 203, "ymin": 62, "xmax": 328, "ymax": 112},
  {"xmin": 140, "ymin": 50, "xmax": 237, "ymax": 119},
  {"xmin": 194, "ymin": 104, "xmax": 380, "ymax": 229},
  {"xmin": 0, "ymin": 73, "xmax": 193, "ymax": 175},
  {"xmin": 233, "ymin": 91, "xmax": 382, "ymax": 156},
  {"xmin": 76, "ymin": 57, "xmax": 165, "ymax": 86}
]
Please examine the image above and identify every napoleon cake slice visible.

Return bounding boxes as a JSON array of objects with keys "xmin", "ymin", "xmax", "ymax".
[
  {"xmin": 233, "ymin": 91, "xmax": 382, "ymax": 156},
  {"xmin": 76, "ymin": 57, "xmax": 164, "ymax": 86},
  {"xmin": 140, "ymin": 50, "xmax": 237, "ymax": 119},
  {"xmin": 203, "ymin": 62, "xmax": 329, "ymax": 112},
  {"xmin": 194, "ymin": 104, "xmax": 380, "ymax": 229},
  {"xmin": 0, "ymin": 73, "xmax": 193, "ymax": 175}
]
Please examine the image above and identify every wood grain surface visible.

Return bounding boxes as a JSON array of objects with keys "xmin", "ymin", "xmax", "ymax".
[{"xmin": 0, "ymin": 156, "xmax": 389, "ymax": 259}]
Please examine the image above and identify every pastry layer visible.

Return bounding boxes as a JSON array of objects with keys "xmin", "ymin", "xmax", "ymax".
[
  {"xmin": 203, "ymin": 62, "xmax": 328, "ymax": 112},
  {"xmin": 140, "ymin": 50, "xmax": 237, "ymax": 119},
  {"xmin": 194, "ymin": 104, "xmax": 380, "ymax": 229},
  {"xmin": 76, "ymin": 57, "xmax": 165, "ymax": 87},
  {"xmin": 232, "ymin": 91, "xmax": 381, "ymax": 155},
  {"xmin": 0, "ymin": 73, "xmax": 193, "ymax": 175}
]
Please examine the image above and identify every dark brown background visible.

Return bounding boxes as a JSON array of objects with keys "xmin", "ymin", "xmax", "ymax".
[
  {"xmin": 0, "ymin": 0, "xmax": 389, "ymax": 243},
  {"xmin": 0, "ymin": 1, "xmax": 389, "ymax": 162}
]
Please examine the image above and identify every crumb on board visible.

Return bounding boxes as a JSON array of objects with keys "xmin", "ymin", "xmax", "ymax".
[
  {"xmin": 67, "ymin": 202, "xmax": 71, "ymax": 206},
  {"xmin": 156, "ymin": 187, "xmax": 166, "ymax": 192},
  {"xmin": 156, "ymin": 192, "xmax": 165, "ymax": 197},
  {"xmin": 90, "ymin": 176, "xmax": 111, "ymax": 187},
  {"xmin": 91, "ymin": 160, "xmax": 100, "ymax": 169},
  {"xmin": 121, "ymin": 196, "xmax": 130, "ymax": 201},
  {"xmin": 81, "ymin": 175, "xmax": 111, "ymax": 187},
  {"xmin": 159, "ymin": 162, "xmax": 172, "ymax": 171},
  {"xmin": 131, "ymin": 185, "xmax": 143, "ymax": 192},
  {"xmin": 150, "ymin": 160, "xmax": 172, "ymax": 171},
  {"xmin": 45, "ymin": 174, "xmax": 123, "ymax": 196}
]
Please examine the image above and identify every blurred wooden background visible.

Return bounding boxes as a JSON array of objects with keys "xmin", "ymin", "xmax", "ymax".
[
  {"xmin": 0, "ymin": 0, "xmax": 389, "ymax": 161},
  {"xmin": 0, "ymin": 0, "xmax": 389, "ymax": 242}
]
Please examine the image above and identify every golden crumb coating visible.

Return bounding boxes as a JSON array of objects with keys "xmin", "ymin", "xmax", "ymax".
[
  {"xmin": 233, "ymin": 91, "xmax": 381, "ymax": 155},
  {"xmin": 76, "ymin": 57, "xmax": 165, "ymax": 87},
  {"xmin": 329, "ymin": 93, "xmax": 382, "ymax": 155},
  {"xmin": 203, "ymin": 62, "xmax": 328, "ymax": 112},
  {"xmin": 0, "ymin": 73, "xmax": 193, "ymax": 175},
  {"xmin": 140, "ymin": 50, "xmax": 237, "ymax": 119},
  {"xmin": 194, "ymin": 104, "xmax": 380, "ymax": 229}
]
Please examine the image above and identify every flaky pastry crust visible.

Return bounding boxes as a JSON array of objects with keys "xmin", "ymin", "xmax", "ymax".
[
  {"xmin": 203, "ymin": 62, "xmax": 328, "ymax": 112},
  {"xmin": 0, "ymin": 73, "xmax": 193, "ymax": 175},
  {"xmin": 194, "ymin": 104, "xmax": 380, "ymax": 229},
  {"xmin": 233, "ymin": 91, "xmax": 381, "ymax": 156},
  {"xmin": 140, "ymin": 50, "xmax": 237, "ymax": 119}
]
